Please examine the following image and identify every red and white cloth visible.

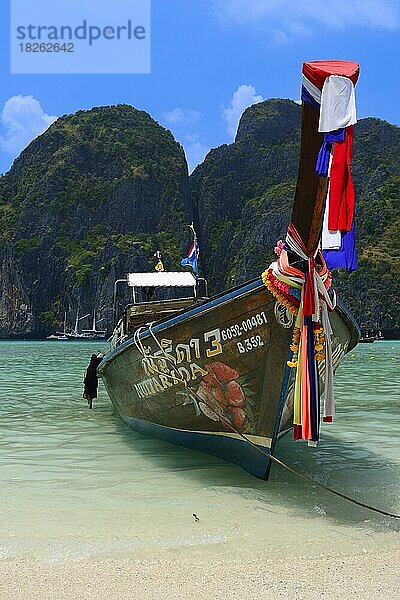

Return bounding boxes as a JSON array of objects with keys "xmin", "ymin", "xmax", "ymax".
[{"xmin": 301, "ymin": 61, "xmax": 359, "ymax": 249}]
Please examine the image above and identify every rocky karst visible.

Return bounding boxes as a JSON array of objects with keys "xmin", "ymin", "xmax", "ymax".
[{"xmin": 0, "ymin": 100, "xmax": 399, "ymax": 337}]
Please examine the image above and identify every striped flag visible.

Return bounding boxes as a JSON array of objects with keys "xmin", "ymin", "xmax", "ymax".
[{"xmin": 181, "ymin": 224, "xmax": 199, "ymax": 277}]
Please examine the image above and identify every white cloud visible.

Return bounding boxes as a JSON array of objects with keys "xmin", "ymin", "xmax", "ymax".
[
  {"xmin": 223, "ymin": 84, "xmax": 263, "ymax": 139},
  {"xmin": 0, "ymin": 95, "xmax": 57, "ymax": 155},
  {"xmin": 272, "ymin": 29, "xmax": 290, "ymax": 45},
  {"xmin": 162, "ymin": 107, "xmax": 201, "ymax": 126},
  {"xmin": 160, "ymin": 107, "xmax": 209, "ymax": 173},
  {"xmin": 213, "ymin": 0, "xmax": 399, "ymax": 39}
]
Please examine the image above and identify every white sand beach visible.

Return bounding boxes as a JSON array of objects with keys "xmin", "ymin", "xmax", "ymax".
[
  {"xmin": 1, "ymin": 546, "xmax": 399, "ymax": 600},
  {"xmin": 1, "ymin": 342, "xmax": 399, "ymax": 600}
]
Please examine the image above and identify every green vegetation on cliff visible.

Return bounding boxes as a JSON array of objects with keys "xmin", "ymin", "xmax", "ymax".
[
  {"xmin": 0, "ymin": 99, "xmax": 399, "ymax": 337},
  {"xmin": 0, "ymin": 105, "xmax": 191, "ymax": 336},
  {"xmin": 190, "ymin": 100, "xmax": 400, "ymax": 334}
]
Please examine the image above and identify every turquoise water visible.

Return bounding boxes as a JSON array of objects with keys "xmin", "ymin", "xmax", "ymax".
[{"xmin": 0, "ymin": 340, "xmax": 399, "ymax": 562}]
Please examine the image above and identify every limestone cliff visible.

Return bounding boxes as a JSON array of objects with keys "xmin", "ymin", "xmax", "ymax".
[
  {"xmin": 1, "ymin": 100, "xmax": 399, "ymax": 337},
  {"xmin": 0, "ymin": 105, "xmax": 192, "ymax": 337},
  {"xmin": 190, "ymin": 100, "xmax": 400, "ymax": 336}
]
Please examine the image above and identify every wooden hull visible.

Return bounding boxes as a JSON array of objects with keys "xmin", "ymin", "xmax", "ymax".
[{"xmin": 98, "ymin": 279, "xmax": 358, "ymax": 479}]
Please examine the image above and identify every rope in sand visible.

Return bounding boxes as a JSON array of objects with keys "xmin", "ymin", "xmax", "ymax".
[{"xmin": 131, "ymin": 324, "xmax": 400, "ymax": 520}]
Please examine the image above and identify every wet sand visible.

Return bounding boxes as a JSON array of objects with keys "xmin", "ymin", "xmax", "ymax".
[{"xmin": 1, "ymin": 546, "xmax": 399, "ymax": 599}]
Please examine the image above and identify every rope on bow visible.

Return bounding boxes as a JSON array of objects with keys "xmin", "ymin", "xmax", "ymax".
[{"xmin": 262, "ymin": 224, "xmax": 336, "ymax": 445}]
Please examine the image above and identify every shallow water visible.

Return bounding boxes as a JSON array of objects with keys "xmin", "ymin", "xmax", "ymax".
[{"xmin": 0, "ymin": 340, "xmax": 399, "ymax": 562}]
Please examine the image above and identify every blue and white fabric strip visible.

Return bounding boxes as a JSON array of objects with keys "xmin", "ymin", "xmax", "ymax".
[
  {"xmin": 323, "ymin": 219, "xmax": 357, "ymax": 273},
  {"xmin": 302, "ymin": 75, "xmax": 321, "ymax": 104},
  {"xmin": 301, "ymin": 85, "xmax": 320, "ymax": 108}
]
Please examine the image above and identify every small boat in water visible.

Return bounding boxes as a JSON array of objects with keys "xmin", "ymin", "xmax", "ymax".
[
  {"xmin": 359, "ymin": 330, "xmax": 383, "ymax": 343},
  {"xmin": 359, "ymin": 336, "xmax": 375, "ymax": 344},
  {"xmin": 98, "ymin": 61, "xmax": 361, "ymax": 479}
]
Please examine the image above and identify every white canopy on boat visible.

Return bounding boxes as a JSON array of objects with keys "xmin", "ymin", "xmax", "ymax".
[{"xmin": 127, "ymin": 272, "xmax": 197, "ymax": 288}]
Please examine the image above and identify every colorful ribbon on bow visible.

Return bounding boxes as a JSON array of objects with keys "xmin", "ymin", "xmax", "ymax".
[{"xmin": 262, "ymin": 225, "xmax": 336, "ymax": 444}]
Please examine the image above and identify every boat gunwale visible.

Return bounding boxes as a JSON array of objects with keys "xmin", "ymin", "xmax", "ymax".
[
  {"xmin": 98, "ymin": 277, "xmax": 360, "ymax": 374},
  {"xmin": 98, "ymin": 278, "xmax": 264, "ymax": 374}
]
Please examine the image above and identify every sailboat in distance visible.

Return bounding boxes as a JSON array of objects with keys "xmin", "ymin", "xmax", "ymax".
[
  {"xmin": 80, "ymin": 311, "xmax": 107, "ymax": 340},
  {"xmin": 52, "ymin": 309, "xmax": 107, "ymax": 340}
]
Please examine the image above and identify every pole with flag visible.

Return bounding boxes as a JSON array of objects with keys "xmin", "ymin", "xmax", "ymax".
[{"xmin": 181, "ymin": 223, "xmax": 199, "ymax": 277}]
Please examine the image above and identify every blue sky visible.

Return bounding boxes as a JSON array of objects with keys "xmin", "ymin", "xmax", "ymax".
[{"xmin": 1, "ymin": 0, "xmax": 400, "ymax": 174}]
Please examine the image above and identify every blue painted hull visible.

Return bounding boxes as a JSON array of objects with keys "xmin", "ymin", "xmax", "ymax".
[
  {"xmin": 99, "ymin": 280, "xmax": 358, "ymax": 479},
  {"xmin": 122, "ymin": 415, "xmax": 272, "ymax": 478}
]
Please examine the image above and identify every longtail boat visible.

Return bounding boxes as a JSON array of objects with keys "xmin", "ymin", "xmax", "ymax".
[{"xmin": 98, "ymin": 61, "xmax": 360, "ymax": 479}]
